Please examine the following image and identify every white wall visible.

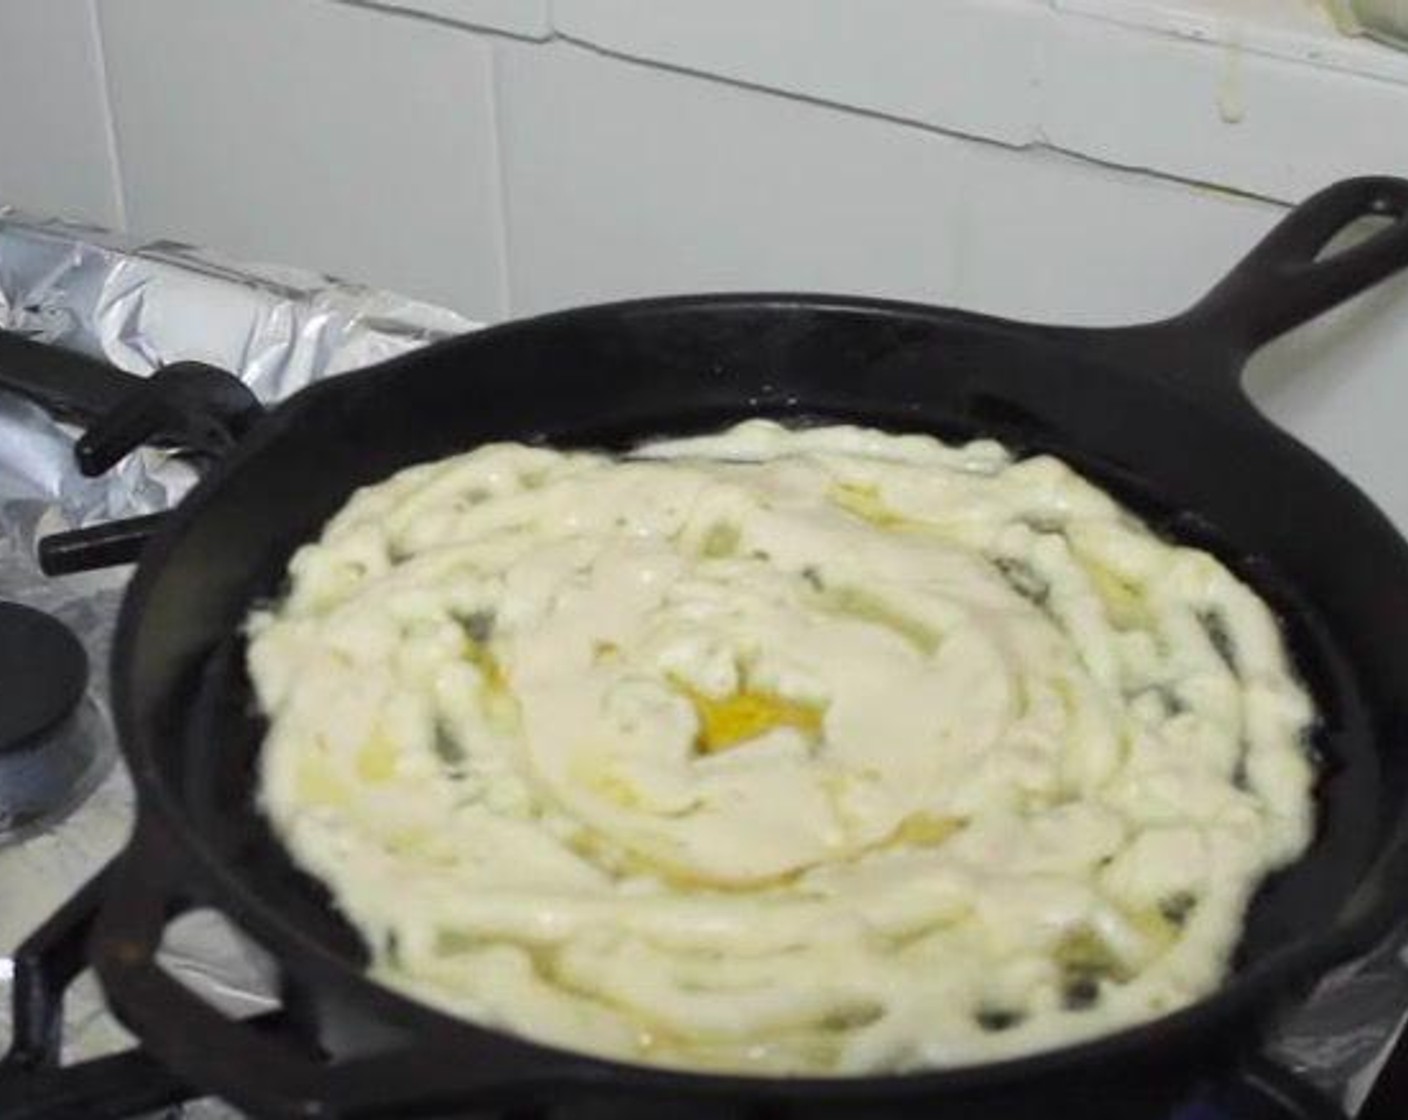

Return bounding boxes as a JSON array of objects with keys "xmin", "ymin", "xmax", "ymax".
[
  {"xmin": 97, "ymin": 0, "xmax": 510, "ymax": 318},
  {"xmin": 495, "ymin": 37, "xmax": 1281, "ymax": 322},
  {"xmin": 2, "ymin": 0, "xmax": 1408, "ymax": 531},
  {"xmin": 0, "ymin": 1, "xmax": 122, "ymax": 226}
]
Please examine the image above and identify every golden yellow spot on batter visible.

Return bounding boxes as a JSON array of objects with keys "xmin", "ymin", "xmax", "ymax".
[
  {"xmin": 355, "ymin": 735, "xmax": 399, "ymax": 784},
  {"xmin": 891, "ymin": 812, "xmax": 966, "ymax": 847},
  {"xmin": 1087, "ymin": 562, "xmax": 1150, "ymax": 628},
  {"xmin": 684, "ymin": 687, "xmax": 825, "ymax": 755},
  {"xmin": 828, "ymin": 481, "xmax": 911, "ymax": 528},
  {"xmin": 295, "ymin": 755, "xmax": 351, "ymax": 806}
]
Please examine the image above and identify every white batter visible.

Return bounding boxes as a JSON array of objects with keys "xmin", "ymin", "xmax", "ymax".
[{"xmin": 247, "ymin": 420, "xmax": 1316, "ymax": 1075}]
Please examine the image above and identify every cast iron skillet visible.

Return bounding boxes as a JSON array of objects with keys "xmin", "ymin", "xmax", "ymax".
[{"xmin": 4, "ymin": 177, "xmax": 1408, "ymax": 1119}]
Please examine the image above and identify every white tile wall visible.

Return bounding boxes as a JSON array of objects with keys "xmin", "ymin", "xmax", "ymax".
[
  {"xmin": 1045, "ymin": 14, "xmax": 1408, "ymax": 202},
  {"xmin": 494, "ymin": 39, "xmax": 1278, "ymax": 324},
  {"xmin": 0, "ymin": 0, "xmax": 122, "ymax": 226},
  {"xmin": 552, "ymin": 0, "xmax": 1046, "ymax": 146},
  {"xmin": 495, "ymin": 39, "xmax": 971, "ymax": 314},
  {"xmin": 0, "ymin": 0, "xmax": 1405, "ymax": 531},
  {"xmin": 340, "ymin": 0, "xmax": 550, "ymax": 38},
  {"xmin": 1057, "ymin": 0, "xmax": 1408, "ymax": 83},
  {"xmin": 554, "ymin": 0, "xmax": 1408, "ymax": 205},
  {"xmin": 492, "ymin": 39, "xmax": 1408, "ymax": 531},
  {"xmin": 940, "ymin": 155, "xmax": 1281, "ymax": 326},
  {"xmin": 96, "ymin": 0, "xmax": 509, "ymax": 319}
]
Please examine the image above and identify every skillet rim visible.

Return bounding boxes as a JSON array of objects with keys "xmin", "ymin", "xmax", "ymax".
[{"xmin": 103, "ymin": 289, "xmax": 1408, "ymax": 1100}]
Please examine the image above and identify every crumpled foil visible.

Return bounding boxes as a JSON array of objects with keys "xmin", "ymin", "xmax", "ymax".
[
  {"xmin": 1, "ymin": 208, "xmax": 1406, "ymax": 1117},
  {"xmin": 0, "ymin": 208, "xmax": 475, "ymax": 1117}
]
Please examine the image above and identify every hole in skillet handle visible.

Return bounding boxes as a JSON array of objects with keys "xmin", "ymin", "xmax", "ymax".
[{"xmin": 1184, "ymin": 176, "xmax": 1408, "ymax": 359}]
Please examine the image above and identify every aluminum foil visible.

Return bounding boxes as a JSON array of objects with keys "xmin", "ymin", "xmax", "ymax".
[
  {"xmin": 1, "ymin": 208, "xmax": 1406, "ymax": 1117},
  {"xmin": 0, "ymin": 208, "xmax": 474, "ymax": 1117}
]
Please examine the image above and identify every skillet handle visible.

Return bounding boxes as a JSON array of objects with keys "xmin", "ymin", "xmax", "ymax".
[
  {"xmin": 91, "ymin": 816, "xmax": 582, "ymax": 1118},
  {"xmin": 1184, "ymin": 176, "xmax": 1408, "ymax": 351},
  {"xmin": 1, "ymin": 328, "xmax": 266, "ymax": 574},
  {"xmin": 0, "ymin": 329, "xmax": 147, "ymax": 423},
  {"xmin": 37, "ymin": 513, "xmax": 169, "ymax": 575},
  {"xmin": 90, "ymin": 822, "xmax": 337, "ymax": 1119}
]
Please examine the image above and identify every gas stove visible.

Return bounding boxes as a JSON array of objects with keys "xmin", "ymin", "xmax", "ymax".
[{"xmin": 1, "ymin": 212, "xmax": 1407, "ymax": 1120}]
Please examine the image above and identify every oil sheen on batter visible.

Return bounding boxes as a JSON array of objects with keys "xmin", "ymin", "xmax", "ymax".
[{"xmin": 247, "ymin": 420, "xmax": 1316, "ymax": 1075}]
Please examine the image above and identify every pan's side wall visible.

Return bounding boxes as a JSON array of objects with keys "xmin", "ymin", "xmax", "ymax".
[{"xmin": 109, "ymin": 301, "xmax": 1408, "ymax": 1113}]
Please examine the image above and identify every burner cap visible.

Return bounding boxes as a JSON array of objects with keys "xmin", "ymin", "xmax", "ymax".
[{"xmin": 0, "ymin": 601, "xmax": 88, "ymax": 755}]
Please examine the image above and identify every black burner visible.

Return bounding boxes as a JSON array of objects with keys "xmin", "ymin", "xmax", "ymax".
[{"xmin": 0, "ymin": 600, "xmax": 101, "ymax": 841}]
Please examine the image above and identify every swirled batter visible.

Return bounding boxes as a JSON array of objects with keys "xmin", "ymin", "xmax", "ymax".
[{"xmin": 248, "ymin": 420, "xmax": 1315, "ymax": 1075}]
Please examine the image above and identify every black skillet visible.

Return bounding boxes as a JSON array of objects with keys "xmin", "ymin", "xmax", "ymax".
[{"xmin": 2, "ymin": 176, "xmax": 1408, "ymax": 1120}]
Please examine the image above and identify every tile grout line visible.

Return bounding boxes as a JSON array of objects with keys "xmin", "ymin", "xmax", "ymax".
[
  {"xmin": 339, "ymin": 0, "xmax": 555, "ymax": 45},
  {"xmin": 551, "ymin": 30, "xmax": 1289, "ymax": 211},
  {"xmin": 485, "ymin": 42, "xmax": 516, "ymax": 320},
  {"xmin": 334, "ymin": 2, "xmax": 1296, "ymax": 213},
  {"xmin": 87, "ymin": 0, "xmax": 130, "ymax": 231}
]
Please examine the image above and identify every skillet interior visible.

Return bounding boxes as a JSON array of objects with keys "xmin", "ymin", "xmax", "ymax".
[{"xmin": 112, "ymin": 296, "xmax": 1408, "ymax": 1093}]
